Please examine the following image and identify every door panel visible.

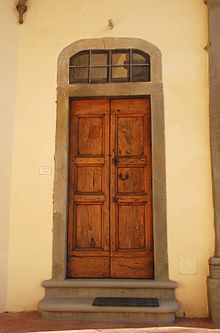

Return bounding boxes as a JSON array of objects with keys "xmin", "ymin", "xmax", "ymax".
[
  {"xmin": 76, "ymin": 166, "xmax": 102, "ymax": 193},
  {"xmin": 67, "ymin": 98, "xmax": 153, "ymax": 278},
  {"xmin": 110, "ymin": 256, "xmax": 153, "ymax": 279},
  {"xmin": 117, "ymin": 204, "xmax": 145, "ymax": 249},
  {"xmin": 117, "ymin": 116, "xmax": 145, "ymax": 156},
  {"xmin": 74, "ymin": 204, "xmax": 102, "ymax": 249},
  {"xmin": 117, "ymin": 167, "xmax": 145, "ymax": 194},
  {"xmin": 77, "ymin": 116, "xmax": 104, "ymax": 155}
]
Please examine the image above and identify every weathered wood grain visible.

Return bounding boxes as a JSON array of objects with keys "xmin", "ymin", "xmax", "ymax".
[{"xmin": 68, "ymin": 98, "xmax": 153, "ymax": 278}]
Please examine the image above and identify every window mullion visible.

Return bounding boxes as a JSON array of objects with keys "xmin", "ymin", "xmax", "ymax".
[
  {"xmin": 129, "ymin": 49, "xmax": 132, "ymax": 82},
  {"xmin": 88, "ymin": 50, "xmax": 91, "ymax": 83},
  {"xmin": 108, "ymin": 50, "xmax": 112, "ymax": 83}
]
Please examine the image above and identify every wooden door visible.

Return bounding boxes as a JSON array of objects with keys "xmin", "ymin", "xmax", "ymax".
[
  {"xmin": 67, "ymin": 99, "xmax": 110, "ymax": 277},
  {"xmin": 110, "ymin": 99, "xmax": 153, "ymax": 278},
  {"xmin": 67, "ymin": 98, "xmax": 153, "ymax": 278}
]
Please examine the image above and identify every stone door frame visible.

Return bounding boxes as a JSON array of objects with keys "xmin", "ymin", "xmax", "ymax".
[{"xmin": 52, "ymin": 37, "xmax": 169, "ymax": 281}]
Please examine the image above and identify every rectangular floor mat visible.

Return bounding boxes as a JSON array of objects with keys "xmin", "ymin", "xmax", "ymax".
[{"xmin": 92, "ymin": 297, "xmax": 159, "ymax": 307}]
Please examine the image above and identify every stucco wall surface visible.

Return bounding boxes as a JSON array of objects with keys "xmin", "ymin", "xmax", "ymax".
[
  {"xmin": 0, "ymin": 0, "xmax": 214, "ymax": 317},
  {"xmin": 0, "ymin": 0, "xmax": 18, "ymax": 312}
]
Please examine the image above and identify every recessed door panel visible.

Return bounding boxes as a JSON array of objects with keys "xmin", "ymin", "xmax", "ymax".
[
  {"xmin": 75, "ymin": 204, "xmax": 103, "ymax": 249},
  {"xmin": 117, "ymin": 116, "xmax": 145, "ymax": 156},
  {"xmin": 117, "ymin": 204, "xmax": 146, "ymax": 250},
  {"xmin": 76, "ymin": 166, "xmax": 103, "ymax": 193},
  {"xmin": 77, "ymin": 116, "xmax": 104, "ymax": 155},
  {"xmin": 117, "ymin": 167, "xmax": 145, "ymax": 194}
]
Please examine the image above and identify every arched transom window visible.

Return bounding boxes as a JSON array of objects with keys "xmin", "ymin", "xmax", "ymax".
[{"xmin": 69, "ymin": 49, "xmax": 150, "ymax": 84}]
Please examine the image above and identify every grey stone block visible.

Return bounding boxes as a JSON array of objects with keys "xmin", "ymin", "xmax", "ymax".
[{"xmin": 208, "ymin": 277, "xmax": 220, "ymax": 323}]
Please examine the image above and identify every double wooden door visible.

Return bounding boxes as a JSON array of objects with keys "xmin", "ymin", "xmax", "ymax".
[{"xmin": 67, "ymin": 98, "xmax": 153, "ymax": 278}]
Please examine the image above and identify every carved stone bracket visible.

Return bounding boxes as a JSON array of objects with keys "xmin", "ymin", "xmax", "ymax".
[{"xmin": 16, "ymin": 0, "xmax": 28, "ymax": 24}]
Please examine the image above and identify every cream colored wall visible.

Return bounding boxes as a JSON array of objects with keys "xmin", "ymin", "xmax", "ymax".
[
  {"xmin": 0, "ymin": 0, "xmax": 18, "ymax": 312},
  {"xmin": 1, "ymin": 0, "xmax": 214, "ymax": 317}
]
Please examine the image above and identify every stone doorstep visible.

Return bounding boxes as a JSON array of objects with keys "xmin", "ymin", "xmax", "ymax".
[
  {"xmin": 39, "ymin": 298, "xmax": 179, "ymax": 323},
  {"xmin": 42, "ymin": 279, "xmax": 177, "ymax": 298},
  {"xmin": 42, "ymin": 279, "xmax": 178, "ymax": 289},
  {"xmin": 39, "ymin": 279, "xmax": 179, "ymax": 323},
  {"xmin": 39, "ymin": 298, "xmax": 179, "ymax": 313}
]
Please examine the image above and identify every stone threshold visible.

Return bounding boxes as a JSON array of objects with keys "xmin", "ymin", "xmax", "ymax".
[{"xmin": 42, "ymin": 279, "xmax": 178, "ymax": 289}]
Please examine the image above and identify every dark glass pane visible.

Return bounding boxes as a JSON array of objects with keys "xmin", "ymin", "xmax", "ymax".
[
  {"xmin": 132, "ymin": 66, "xmax": 150, "ymax": 82},
  {"xmin": 112, "ymin": 51, "xmax": 129, "ymax": 66},
  {"xmin": 132, "ymin": 50, "xmax": 150, "ymax": 65},
  {"xmin": 91, "ymin": 51, "xmax": 108, "ymax": 66},
  {"xmin": 70, "ymin": 51, "xmax": 89, "ymax": 67},
  {"xmin": 112, "ymin": 66, "xmax": 129, "ymax": 82},
  {"xmin": 69, "ymin": 67, "xmax": 88, "ymax": 83},
  {"xmin": 90, "ymin": 67, "xmax": 108, "ymax": 82}
]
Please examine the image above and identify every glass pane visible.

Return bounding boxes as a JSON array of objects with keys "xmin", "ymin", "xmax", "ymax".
[
  {"xmin": 91, "ymin": 52, "xmax": 108, "ymax": 66},
  {"xmin": 112, "ymin": 66, "xmax": 129, "ymax": 82},
  {"xmin": 90, "ymin": 67, "xmax": 108, "ymax": 82},
  {"xmin": 132, "ymin": 66, "xmax": 150, "ymax": 82},
  {"xmin": 132, "ymin": 50, "xmax": 150, "ymax": 65},
  {"xmin": 70, "ymin": 51, "xmax": 89, "ymax": 67},
  {"xmin": 69, "ymin": 67, "xmax": 88, "ymax": 83},
  {"xmin": 112, "ymin": 51, "xmax": 129, "ymax": 66}
]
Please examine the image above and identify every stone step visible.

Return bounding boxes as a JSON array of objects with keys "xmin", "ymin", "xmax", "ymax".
[
  {"xmin": 42, "ymin": 279, "xmax": 177, "ymax": 299},
  {"xmin": 39, "ymin": 297, "xmax": 179, "ymax": 323},
  {"xmin": 40, "ymin": 279, "xmax": 179, "ymax": 323}
]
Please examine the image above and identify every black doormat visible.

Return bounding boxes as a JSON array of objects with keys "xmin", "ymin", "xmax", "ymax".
[{"xmin": 92, "ymin": 297, "xmax": 159, "ymax": 307}]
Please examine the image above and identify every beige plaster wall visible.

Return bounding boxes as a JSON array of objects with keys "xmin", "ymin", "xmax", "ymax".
[
  {"xmin": 1, "ymin": 0, "xmax": 214, "ymax": 317},
  {"xmin": 0, "ymin": 0, "xmax": 18, "ymax": 312}
]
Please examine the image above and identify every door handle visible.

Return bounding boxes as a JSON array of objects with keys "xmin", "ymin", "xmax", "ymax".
[
  {"xmin": 119, "ymin": 171, "xmax": 129, "ymax": 181},
  {"xmin": 112, "ymin": 196, "xmax": 118, "ymax": 203}
]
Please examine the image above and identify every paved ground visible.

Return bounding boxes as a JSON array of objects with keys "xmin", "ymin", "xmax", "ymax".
[{"xmin": 0, "ymin": 312, "xmax": 220, "ymax": 333}]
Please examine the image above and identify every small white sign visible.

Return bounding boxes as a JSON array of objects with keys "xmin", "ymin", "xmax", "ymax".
[
  {"xmin": 39, "ymin": 166, "xmax": 52, "ymax": 175},
  {"xmin": 179, "ymin": 258, "xmax": 197, "ymax": 275}
]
